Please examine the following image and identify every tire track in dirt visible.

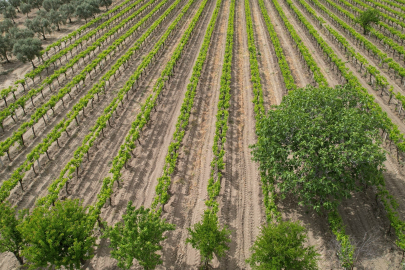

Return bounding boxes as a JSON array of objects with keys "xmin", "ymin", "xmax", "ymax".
[
  {"xmin": 0, "ymin": 0, "xmax": 175, "ymax": 182},
  {"xmin": 129, "ymin": 0, "xmax": 231, "ymax": 267},
  {"xmin": 79, "ymin": 0, "xmax": 218, "ymax": 268},
  {"xmin": 8, "ymin": 0, "xmax": 187, "ymax": 210},
  {"xmin": 218, "ymin": 0, "xmax": 266, "ymax": 268}
]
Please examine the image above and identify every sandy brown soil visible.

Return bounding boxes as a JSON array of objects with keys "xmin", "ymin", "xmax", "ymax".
[
  {"xmin": 0, "ymin": 0, "xmax": 150, "ymax": 124},
  {"xmin": 0, "ymin": 0, "xmax": 174, "ymax": 183},
  {"xmin": 8, "ymin": 0, "xmax": 187, "ymax": 206},
  {"xmin": 217, "ymin": 0, "xmax": 267, "ymax": 267},
  {"xmin": 277, "ymin": 0, "xmax": 405, "ymax": 267}
]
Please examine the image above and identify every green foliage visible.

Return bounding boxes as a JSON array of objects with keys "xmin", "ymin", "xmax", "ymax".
[
  {"xmin": 8, "ymin": 0, "xmax": 20, "ymax": 10},
  {"xmin": 246, "ymin": 221, "xmax": 319, "ymax": 270},
  {"xmin": 327, "ymin": 211, "xmax": 354, "ymax": 268},
  {"xmin": 0, "ymin": 202, "xmax": 27, "ymax": 265},
  {"xmin": 0, "ymin": 35, "xmax": 13, "ymax": 62},
  {"xmin": 28, "ymin": 0, "xmax": 44, "ymax": 9},
  {"xmin": 186, "ymin": 210, "xmax": 231, "ymax": 269},
  {"xmin": 98, "ymin": 0, "xmax": 112, "ymax": 10},
  {"xmin": 42, "ymin": 0, "xmax": 60, "ymax": 11},
  {"xmin": 60, "ymin": 3, "xmax": 75, "ymax": 22},
  {"xmin": 12, "ymin": 37, "xmax": 42, "ymax": 68},
  {"xmin": 75, "ymin": 1, "xmax": 98, "ymax": 22},
  {"xmin": 252, "ymin": 85, "xmax": 386, "ymax": 212},
  {"xmin": 19, "ymin": 199, "xmax": 95, "ymax": 269},
  {"xmin": 0, "ymin": 19, "xmax": 14, "ymax": 33},
  {"xmin": 7, "ymin": 26, "xmax": 35, "ymax": 39},
  {"xmin": 3, "ymin": 6, "xmax": 17, "ymax": 22},
  {"xmin": 47, "ymin": 9, "xmax": 65, "ymax": 31},
  {"xmin": 25, "ymin": 16, "xmax": 52, "ymax": 39},
  {"xmin": 0, "ymin": 0, "xmax": 10, "ymax": 10},
  {"xmin": 20, "ymin": 2, "xmax": 32, "ymax": 17},
  {"xmin": 355, "ymin": 8, "xmax": 380, "ymax": 35},
  {"xmin": 103, "ymin": 203, "xmax": 175, "ymax": 270}
]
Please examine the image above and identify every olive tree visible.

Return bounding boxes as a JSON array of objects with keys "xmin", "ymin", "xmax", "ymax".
[
  {"xmin": 47, "ymin": 9, "xmax": 65, "ymax": 31},
  {"xmin": 8, "ymin": 0, "xmax": 21, "ymax": 12},
  {"xmin": 0, "ymin": 19, "xmax": 14, "ymax": 33},
  {"xmin": 25, "ymin": 16, "xmax": 52, "ymax": 39},
  {"xmin": 20, "ymin": 2, "xmax": 32, "ymax": 17},
  {"xmin": 3, "ymin": 6, "xmax": 17, "ymax": 23},
  {"xmin": 60, "ymin": 3, "xmax": 75, "ymax": 23},
  {"xmin": 42, "ymin": 0, "xmax": 60, "ymax": 11},
  {"xmin": 75, "ymin": 0, "xmax": 99, "ymax": 22},
  {"xmin": 12, "ymin": 37, "xmax": 42, "ymax": 68}
]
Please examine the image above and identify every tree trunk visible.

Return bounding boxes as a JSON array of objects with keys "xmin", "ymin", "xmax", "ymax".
[
  {"xmin": 4, "ymin": 54, "xmax": 10, "ymax": 63},
  {"xmin": 31, "ymin": 60, "xmax": 36, "ymax": 69},
  {"xmin": 13, "ymin": 252, "xmax": 23, "ymax": 265}
]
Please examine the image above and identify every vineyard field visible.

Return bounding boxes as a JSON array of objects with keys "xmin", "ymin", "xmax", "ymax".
[{"xmin": 1, "ymin": 0, "xmax": 405, "ymax": 268}]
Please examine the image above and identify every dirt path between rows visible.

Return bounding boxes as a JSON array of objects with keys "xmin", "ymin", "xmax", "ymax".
[
  {"xmin": 80, "ymin": 0, "xmax": 218, "ymax": 268},
  {"xmin": 140, "ymin": 0, "xmax": 232, "ymax": 268},
  {"xmin": 279, "ymin": 0, "xmax": 405, "ymax": 267},
  {"xmin": 4, "ymin": 0, "xmax": 186, "ymax": 204},
  {"xmin": 217, "ymin": 0, "xmax": 266, "ymax": 268},
  {"xmin": 0, "ymin": 0, "xmax": 153, "ymax": 133},
  {"xmin": 261, "ymin": 0, "xmax": 310, "ymax": 88},
  {"xmin": 0, "ymin": 0, "xmax": 173, "ymax": 175},
  {"xmin": 249, "ymin": 0, "xmax": 284, "ymax": 106}
]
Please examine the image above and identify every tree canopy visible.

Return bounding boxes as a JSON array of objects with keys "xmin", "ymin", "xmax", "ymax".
[
  {"xmin": 20, "ymin": 2, "xmax": 32, "ymax": 17},
  {"xmin": 186, "ymin": 210, "xmax": 231, "ymax": 269},
  {"xmin": 103, "ymin": 203, "xmax": 175, "ymax": 270},
  {"xmin": 25, "ymin": 16, "xmax": 52, "ymax": 39},
  {"xmin": 0, "ymin": 202, "xmax": 27, "ymax": 265},
  {"xmin": 355, "ymin": 8, "xmax": 380, "ymax": 35},
  {"xmin": 3, "ymin": 6, "xmax": 17, "ymax": 22},
  {"xmin": 247, "ymin": 221, "xmax": 319, "ymax": 270},
  {"xmin": 251, "ymin": 85, "xmax": 386, "ymax": 212},
  {"xmin": 12, "ymin": 37, "xmax": 42, "ymax": 68},
  {"xmin": 60, "ymin": 3, "xmax": 75, "ymax": 23},
  {"xmin": 75, "ymin": 1, "xmax": 99, "ymax": 22},
  {"xmin": 42, "ymin": 0, "xmax": 61, "ymax": 12},
  {"xmin": 18, "ymin": 199, "xmax": 95, "ymax": 269}
]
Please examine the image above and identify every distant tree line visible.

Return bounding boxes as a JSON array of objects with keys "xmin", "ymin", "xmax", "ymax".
[{"xmin": 0, "ymin": 0, "xmax": 113, "ymax": 66}]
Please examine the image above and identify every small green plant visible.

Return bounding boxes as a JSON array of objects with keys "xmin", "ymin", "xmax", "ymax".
[
  {"xmin": 186, "ymin": 210, "xmax": 231, "ymax": 270},
  {"xmin": 246, "ymin": 221, "xmax": 319, "ymax": 269},
  {"xmin": 102, "ymin": 203, "xmax": 175, "ymax": 270}
]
